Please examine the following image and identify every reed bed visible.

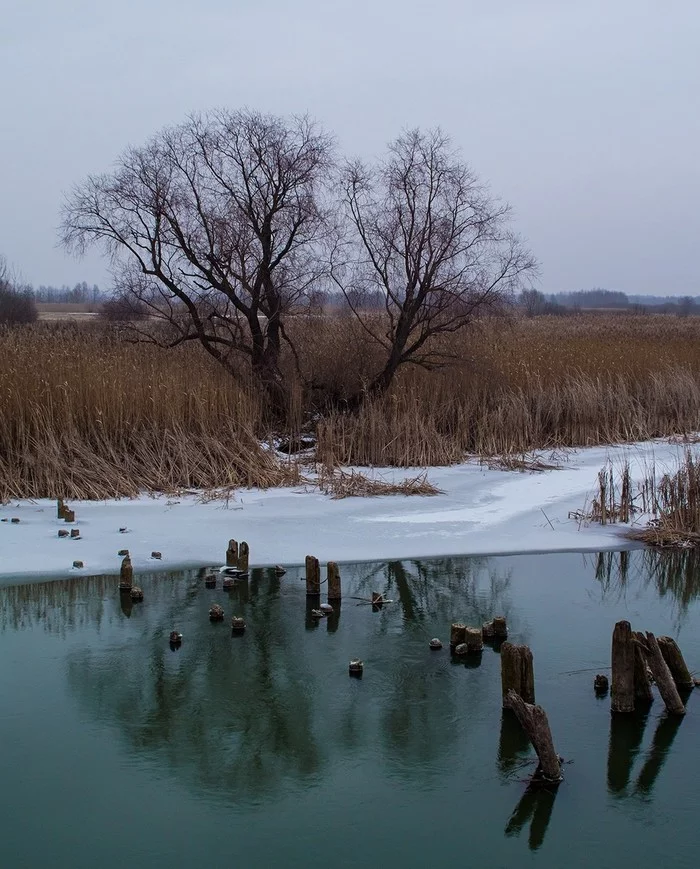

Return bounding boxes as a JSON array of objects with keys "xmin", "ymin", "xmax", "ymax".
[{"xmin": 1, "ymin": 314, "xmax": 700, "ymax": 499}]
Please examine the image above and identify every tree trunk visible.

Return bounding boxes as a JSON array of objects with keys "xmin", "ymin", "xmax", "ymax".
[
  {"xmin": 611, "ymin": 620, "xmax": 635, "ymax": 713},
  {"xmin": 644, "ymin": 632, "xmax": 686, "ymax": 715},
  {"xmin": 504, "ymin": 689, "xmax": 562, "ymax": 782},
  {"xmin": 657, "ymin": 636, "xmax": 694, "ymax": 691}
]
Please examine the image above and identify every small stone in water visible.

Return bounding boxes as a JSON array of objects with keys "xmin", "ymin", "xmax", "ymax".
[
  {"xmin": 454, "ymin": 643, "xmax": 469, "ymax": 656},
  {"xmin": 429, "ymin": 638, "xmax": 443, "ymax": 650}
]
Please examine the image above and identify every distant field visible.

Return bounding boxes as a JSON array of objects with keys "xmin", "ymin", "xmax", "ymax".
[{"xmin": 36, "ymin": 302, "xmax": 101, "ymax": 320}]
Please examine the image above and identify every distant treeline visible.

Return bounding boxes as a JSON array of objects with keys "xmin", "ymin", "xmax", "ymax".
[
  {"xmin": 33, "ymin": 282, "xmax": 102, "ymax": 303},
  {"xmin": 519, "ymin": 288, "xmax": 700, "ymax": 316}
]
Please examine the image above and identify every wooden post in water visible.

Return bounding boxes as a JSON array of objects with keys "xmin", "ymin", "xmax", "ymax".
[
  {"xmin": 632, "ymin": 631, "xmax": 653, "ymax": 705},
  {"xmin": 237, "ymin": 542, "xmax": 249, "ymax": 572},
  {"xmin": 611, "ymin": 620, "xmax": 635, "ymax": 713},
  {"xmin": 327, "ymin": 562, "xmax": 342, "ymax": 601},
  {"xmin": 305, "ymin": 555, "xmax": 320, "ymax": 596},
  {"xmin": 504, "ymin": 689, "xmax": 562, "ymax": 782},
  {"xmin": 119, "ymin": 555, "xmax": 133, "ymax": 589},
  {"xmin": 657, "ymin": 636, "xmax": 694, "ymax": 691},
  {"xmin": 450, "ymin": 623, "xmax": 467, "ymax": 649},
  {"xmin": 465, "ymin": 627, "xmax": 484, "ymax": 653},
  {"xmin": 226, "ymin": 539, "xmax": 239, "ymax": 567},
  {"xmin": 501, "ymin": 642, "xmax": 535, "ymax": 705},
  {"xmin": 644, "ymin": 632, "xmax": 686, "ymax": 715},
  {"xmin": 493, "ymin": 616, "xmax": 508, "ymax": 639}
]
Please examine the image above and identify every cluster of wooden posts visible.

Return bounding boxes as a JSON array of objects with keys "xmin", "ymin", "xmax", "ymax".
[{"xmin": 609, "ymin": 620, "xmax": 694, "ymax": 716}]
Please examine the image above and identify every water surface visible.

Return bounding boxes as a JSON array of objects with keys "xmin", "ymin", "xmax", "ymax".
[{"xmin": 1, "ymin": 549, "xmax": 699, "ymax": 868}]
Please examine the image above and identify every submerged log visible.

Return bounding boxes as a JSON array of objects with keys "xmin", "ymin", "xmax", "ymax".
[
  {"xmin": 657, "ymin": 636, "xmax": 694, "ymax": 691},
  {"xmin": 611, "ymin": 620, "xmax": 635, "ymax": 713},
  {"xmin": 225, "ymin": 539, "xmax": 238, "ymax": 567},
  {"xmin": 327, "ymin": 562, "xmax": 342, "ymax": 600},
  {"xmin": 644, "ymin": 632, "xmax": 685, "ymax": 715},
  {"xmin": 501, "ymin": 642, "xmax": 535, "ymax": 705},
  {"xmin": 632, "ymin": 632, "xmax": 653, "ymax": 705},
  {"xmin": 305, "ymin": 555, "xmax": 320, "ymax": 596},
  {"xmin": 504, "ymin": 689, "xmax": 562, "ymax": 782}
]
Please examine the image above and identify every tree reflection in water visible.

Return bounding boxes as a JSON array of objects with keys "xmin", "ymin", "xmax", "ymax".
[{"xmin": 0, "ymin": 557, "xmax": 514, "ymax": 806}]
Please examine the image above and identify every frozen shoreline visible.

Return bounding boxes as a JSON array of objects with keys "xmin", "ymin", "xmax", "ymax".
[{"xmin": 0, "ymin": 439, "xmax": 690, "ymax": 584}]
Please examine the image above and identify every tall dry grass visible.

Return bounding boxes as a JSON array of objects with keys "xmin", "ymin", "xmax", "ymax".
[{"xmin": 2, "ymin": 313, "xmax": 700, "ymax": 499}]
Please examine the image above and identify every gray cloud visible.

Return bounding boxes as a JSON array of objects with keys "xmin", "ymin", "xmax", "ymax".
[{"xmin": 2, "ymin": 0, "xmax": 698, "ymax": 293}]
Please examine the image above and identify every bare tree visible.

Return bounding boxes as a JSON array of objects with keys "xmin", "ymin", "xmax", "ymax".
[
  {"xmin": 0, "ymin": 255, "xmax": 37, "ymax": 326},
  {"xmin": 334, "ymin": 129, "xmax": 536, "ymax": 396},
  {"xmin": 61, "ymin": 110, "xmax": 335, "ymax": 415}
]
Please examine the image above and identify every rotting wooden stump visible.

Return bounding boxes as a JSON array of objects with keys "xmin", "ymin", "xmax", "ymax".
[
  {"xmin": 349, "ymin": 659, "xmax": 364, "ymax": 677},
  {"xmin": 231, "ymin": 616, "xmax": 246, "ymax": 634},
  {"xmin": 644, "ymin": 632, "xmax": 685, "ymax": 715},
  {"xmin": 465, "ymin": 627, "xmax": 484, "ymax": 653},
  {"xmin": 237, "ymin": 541, "xmax": 250, "ymax": 572},
  {"xmin": 57, "ymin": 498, "xmax": 70, "ymax": 521},
  {"xmin": 209, "ymin": 604, "xmax": 225, "ymax": 622},
  {"xmin": 501, "ymin": 642, "xmax": 535, "ymax": 705},
  {"xmin": 222, "ymin": 576, "xmax": 236, "ymax": 590},
  {"xmin": 10, "ymin": 517, "xmax": 19, "ymax": 524},
  {"xmin": 204, "ymin": 573, "xmax": 217, "ymax": 588},
  {"xmin": 484, "ymin": 616, "xmax": 508, "ymax": 640},
  {"xmin": 118, "ymin": 555, "xmax": 133, "ymax": 590},
  {"xmin": 611, "ymin": 620, "xmax": 635, "ymax": 713},
  {"xmin": 64, "ymin": 509, "xmax": 75, "ymax": 523},
  {"xmin": 305, "ymin": 555, "xmax": 321, "ymax": 596},
  {"xmin": 450, "ymin": 623, "xmax": 467, "ymax": 649},
  {"xmin": 504, "ymin": 689, "xmax": 562, "ymax": 783},
  {"xmin": 151, "ymin": 551, "xmax": 162, "ymax": 560},
  {"xmin": 72, "ymin": 560, "xmax": 84, "ymax": 569},
  {"xmin": 632, "ymin": 631, "xmax": 654, "ymax": 705},
  {"xmin": 327, "ymin": 562, "xmax": 342, "ymax": 600},
  {"xmin": 226, "ymin": 539, "xmax": 239, "ymax": 567},
  {"xmin": 70, "ymin": 528, "xmax": 80, "ymax": 539},
  {"xmin": 657, "ymin": 636, "xmax": 694, "ymax": 692},
  {"xmin": 130, "ymin": 586, "xmax": 144, "ymax": 601},
  {"xmin": 58, "ymin": 529, "xmax": 69, "ymax": 538},
  {"xmin": 594, "ymin": 674, "xmax": 609, "ymax": 694},
  {"xmin": 169, "ymin": 631, "xmax": 182, "ymax": 647}
]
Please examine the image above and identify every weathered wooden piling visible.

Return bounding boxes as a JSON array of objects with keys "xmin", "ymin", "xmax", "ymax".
[
  {"xmin": 169, "ymin": 631, "xmax": 183, "ymax": 646},
  {"xmin": 225, "ymin": 539, "xmax": 238, "ymax": 567},
  {"xmin": 305, "ymin": 555, "xmax": 321, "ymax": 596},
  {"xmin": 64, "ymin": 509, "xmax": 75, "ymax": 523},
  {"xmin": 349, "ymin": 659, "xmax": 363, "ymax": 677},
  {"xmin": 484, "ymin": 616, "xmax": 508, "ymax": 639},
  {"xmin": 237, "ymin": 542, "xmax": 249, "ymax": 572},
  {"xmin": 504, "ymin": 689, "xmax": 562, "ymax": 782},
  {"xmin": 644, "ymin": 632, "xmax": 685, "ymax": 715},
  {"xmin": 209, "ymin": 604, "xmax": 224, "ymax": 621},
  {"xmin": 465, "ymin": 627, "xmax": 484, "ymax": 653},
  {"xmin": 151, "ymin": 551, "xmax": 162, "ymax": 560},
  {"xmin": 231, "ymin": 616, "xmax": 246, "ymax": 633},
  {"xmin": 632, "ymin": 631, "xmax": 654, "ymax": 704},
  {"xmin": 204, "ymin": 573, "xmax": 217, "ymax": 588},
  {"xmin": 611, "ymin": 620, "xmax": 635, "ymax": 713},
  {"xmin": 58, "ymin": 529, "xmax": 69, "ymax": 538},
  {"xmin": 657, "ymin": 636, "xmax": 694, "ymax": 692},
  {"xmin": 72, "ymin": 560, "xmax": 84, "ymax": 569},
  {"xmin": 70, "ymin": 528, "xmax": 80, "ymax": 539},
  {"xmin": 450, "ymin": 623, "xmax": 467, "ymax": 648},
  {"xmin": 119, "ymin": 555, "xmax": 133, "ymax": 589},
  {"xmin": 501, "ymin": 642, "xmax": 535, "ymax": 705},
  {"xmin": 327, "ymin": 562, "xmax": 342, "ymax": 600},
  {"xmin": 57, "ymin": 498, "xmax": 69, "ymax": 520}
]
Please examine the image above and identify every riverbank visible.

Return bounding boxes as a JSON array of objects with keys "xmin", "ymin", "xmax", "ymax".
[{"xmin": 0, "ymin": 439, "xmax": 690, "ymax": 582}]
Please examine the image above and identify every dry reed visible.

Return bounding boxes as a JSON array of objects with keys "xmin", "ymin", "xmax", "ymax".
[{"xmin": 2, "ymin": 313, "xmax": 700, "ymax": 499}]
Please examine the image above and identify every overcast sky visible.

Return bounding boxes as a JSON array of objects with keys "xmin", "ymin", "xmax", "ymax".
[{"xmin": 1, "ymin": 0, "xmax": 698, "ymax": 294}]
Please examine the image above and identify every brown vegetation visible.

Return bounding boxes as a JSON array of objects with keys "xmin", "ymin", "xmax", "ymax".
[{"xmin": 1, "ymin": 313, "xmax": 700, "ymax": 500}]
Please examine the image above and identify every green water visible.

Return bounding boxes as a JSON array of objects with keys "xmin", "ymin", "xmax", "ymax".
[{"xmin": 1, "ymin": 549, "xmax": 699, "ymax": 868}]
